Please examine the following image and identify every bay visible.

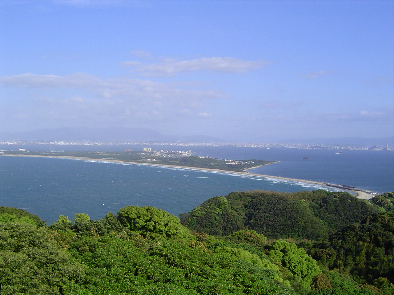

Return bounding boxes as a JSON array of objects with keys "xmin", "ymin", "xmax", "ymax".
[{"xmin": 0, "ymin": 145, "xmax": 393, "ymax": 224}]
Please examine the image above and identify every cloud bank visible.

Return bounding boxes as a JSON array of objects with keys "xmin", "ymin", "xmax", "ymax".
[
  {"xmin": 0, "ymin": 72, "xmax": 226, "ymax": 126},
  {"xmin": 0, "ymin": 73, "xmax": 224, "ymax": 100},
  {"xmin": 122, "ymin": 57, "xmax": 270, "ymax": 76}
]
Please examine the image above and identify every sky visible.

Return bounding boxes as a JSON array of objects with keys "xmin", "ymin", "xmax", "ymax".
[{"xmin": 0, "ymin": 0, "xmax": 393, "ymax": 142}]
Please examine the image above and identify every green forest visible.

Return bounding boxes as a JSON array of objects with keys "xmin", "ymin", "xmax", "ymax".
[{"xmin": 1, "ymin": 191, "xmax": 394, "ymax": 294}]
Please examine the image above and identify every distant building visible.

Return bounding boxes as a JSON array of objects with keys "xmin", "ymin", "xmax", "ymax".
[{"xmin": 143, "ymin": 148, "xmax": 152, "ymax": 152}]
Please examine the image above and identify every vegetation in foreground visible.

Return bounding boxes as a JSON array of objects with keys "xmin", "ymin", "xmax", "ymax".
[
  {"xmin": 179, "ymin": 190, "xmax": 381, "ymax": 239},
  {"xmin": 1, "ymin": 191, "xmax": 394, "ymax": 294}
]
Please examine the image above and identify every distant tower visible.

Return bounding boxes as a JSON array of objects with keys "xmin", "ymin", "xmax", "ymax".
[{"xmin": 387, "ymin": 144, "xmax": 389, "ymax": 151}]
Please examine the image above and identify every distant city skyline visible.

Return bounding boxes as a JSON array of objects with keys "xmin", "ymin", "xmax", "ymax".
[
  {"xmin": 1, "ymin": 0, "xmax": 393, "ymax": 142},
  {"xmin": 1, "ymin": 126, "xmax": 393, "ymax": 149}
]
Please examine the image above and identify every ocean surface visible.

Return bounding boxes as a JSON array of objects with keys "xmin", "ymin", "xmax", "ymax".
[{"xmin": 1, "ymin": 145, "xmax": 393, "ymax": 224}]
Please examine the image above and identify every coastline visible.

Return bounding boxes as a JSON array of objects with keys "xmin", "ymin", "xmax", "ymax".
[{"xmin": 1, "ymin": 154, "xmax": 376, "ymax": 199}]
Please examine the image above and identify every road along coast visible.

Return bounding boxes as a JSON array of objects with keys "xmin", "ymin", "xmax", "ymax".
[{"xmin": 1, "ymin": 154, "xmax": 376, "ymax": 199}]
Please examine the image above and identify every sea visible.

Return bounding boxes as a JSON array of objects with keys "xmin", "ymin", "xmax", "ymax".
[{"xmin": 0, "ymin": 144, "xmax": 393, "ymax": 224}]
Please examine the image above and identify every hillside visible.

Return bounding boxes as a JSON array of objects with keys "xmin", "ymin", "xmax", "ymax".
[
  {"xmin": 309, "ymin": 211, "xmax": 394, "ymax": 288},
  {"xmin": 1, "ymin": 206, "xmax": 299, "ymax": 294},
  {"xmin": 179, "ymin": 190, "xmax": 380, "ymax": 240},
  {"xmin": 1, "ymin": 191, "xmax": 394, "ymax": 294}
]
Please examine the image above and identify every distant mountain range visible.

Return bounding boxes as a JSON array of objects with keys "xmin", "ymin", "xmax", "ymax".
[
  {"xmin": 0, "ymin": 127, "xmax": 392, "ymax": 146},
  {"xmin": 0, "ymin": 127, "xmax": 224, "ymax": 143}
]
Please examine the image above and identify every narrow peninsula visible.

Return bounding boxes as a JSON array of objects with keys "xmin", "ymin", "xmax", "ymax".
[
  {"xmin": 0, "ymin": 149, "xmax": 274, "ymax": 172},
  {"xmin": 0, "ymin": 149, "xmax": 375, "ymax": 199}
]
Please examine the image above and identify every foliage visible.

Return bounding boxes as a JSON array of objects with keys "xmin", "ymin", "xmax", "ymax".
[
  {"xmin": 180, "ymin": 195, "xmax": 245, "ymax": 236},
  {"xmin": 244, "ymin": 192, "xmax": 326, "ymax": 239},
  {"xmin": 2, "ymin": 196, "xmax": 392, "ymax": 294},
  {"xmin": 228, "ymin": 229, "xmax": 267, "ymax": 245},
  {"xmin": 180, "ymin": 190, "xmax": 379, "ymax": 240},
  {"xmin": 0, "ymin": 206, "xmax": 45, "ymax": 226},
  {"xmin": 317, "ymin": 271, "xmax": 377, "ymax": 295},
  {"xmin": 303, "ymin": 190, "xmax": 378, "ymax": 231},
  {"xmin": 50, "ymin": 215, "xmax": 73, "ymax": 231},
  {"xmin": 370, "ymin": 192, "xmax": 394, "ymax": 212},
  {"xmin": 117, "ymin": 205, "xmax": 193, "ymax": 239},
  {"xmin": 0, "ymin": 205, "xmax": 299, "ymax": 294},
  {"xmin": 0, "ymin": 222, "xmax": 85, "ymax": 294},
  {"xmin": 310, "ymin": 212, "xmax": 394, "ymax": 289},
  {"xmin": 64, "ymin": 233, "xmax": 295, "ymax": 294},
  {"xmin": 269, "ymin": 240, "xmax": 321, "ymax": 291}
]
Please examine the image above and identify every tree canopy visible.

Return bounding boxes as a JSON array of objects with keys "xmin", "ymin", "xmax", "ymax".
[
  {"xmin": 180, "ymin": 190, "xmax": 380, "ymax": 240},
  {"xmin": 1, "ymin": 190, "xmax": 393, "ymax": 294}
]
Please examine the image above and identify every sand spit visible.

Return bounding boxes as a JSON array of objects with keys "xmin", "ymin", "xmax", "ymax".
[{"xmin": 1, "ymin": 154, "xmax": 376, "ymax": 199}]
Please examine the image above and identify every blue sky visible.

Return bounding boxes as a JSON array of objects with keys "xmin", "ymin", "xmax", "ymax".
[{"xmin": 0, "ymin": 0, "xmax": 393, "ymax": 142}]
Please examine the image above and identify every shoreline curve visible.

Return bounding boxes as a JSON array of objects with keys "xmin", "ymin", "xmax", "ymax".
[{"xmin": 1, "ymin": 154, "xmax": 376, "ymax": 199}]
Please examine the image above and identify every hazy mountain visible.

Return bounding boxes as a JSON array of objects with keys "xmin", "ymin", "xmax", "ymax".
[
  {"xmin": 0, "ymin": 127, "xmax": 163, "ymax": 142},
  {"xmin": 0, "ymin": 127, "xmax": 225, "ymax": 143},
  {"xmin": 1, "ymin": 128, "xmax": 391, "ymax": 146}
]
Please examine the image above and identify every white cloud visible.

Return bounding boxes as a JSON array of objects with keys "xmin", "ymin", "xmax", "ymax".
[
  {"xmin": 0, "ymin": 73, "xmax": 224, "ymax": 100},
  {"xmin": 271, "ymin": 108, "xmax": 394, "ymax": 123},
  {"xmin": 120, "ymin": 61, "xmax": 142, "ymax": 67},
  {"xmin": 324, "ymin": 108, "xmax": 394, "ymax": 122},
  {"xmin": 0, "ymin": 73, "xmax": 226, "ymax": 124},
  {"xmin": 123, "ymin": 57, "xmax": 270, "ymax": 76},
  {"xmin": 244, "ymin": 106, "xmax": 394, "ymax": 127},
  {"xmin": 130, "ymin": 50, "xmax": 153, "ymax": 59},
  {"xmin": 302, "ymin": 70, "xmax": 334, "ymax": 79},
  {"xmin": 0, "ymin": 73, "xmax": 101, "ymax": 88},
  {"xmin": 197, "ymin": 112, "xmax": 212, "ymax": 118}
]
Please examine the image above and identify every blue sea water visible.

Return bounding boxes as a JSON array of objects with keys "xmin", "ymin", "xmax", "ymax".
[{"xmin": 0, "ymin": 145, "xmax": 393, "ymax": 224}]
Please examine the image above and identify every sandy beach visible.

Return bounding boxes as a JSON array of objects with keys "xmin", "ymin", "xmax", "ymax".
[{"xmin": 1, "ymin": 153, "xmax": 376, "ymax": 199}]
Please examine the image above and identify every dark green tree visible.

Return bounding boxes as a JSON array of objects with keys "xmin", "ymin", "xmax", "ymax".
[
  {"xmin": 0, "ymin": 222, "xmax": 85, "ymax": 294},
  {"xmin": 117, "ymin": 205, "xmax": 192, "ymax": 239},
  {"xmin": 269, "ymin": 240, "xmax": 321, "ymax": 291}
]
